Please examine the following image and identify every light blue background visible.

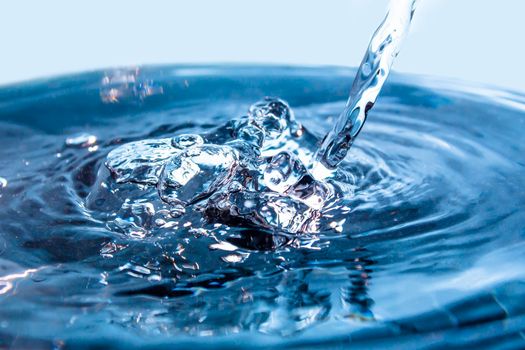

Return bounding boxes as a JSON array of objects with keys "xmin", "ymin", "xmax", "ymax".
[{"xmin": 1, "ymin": 0, "xmax": 523, "ymax": 92}]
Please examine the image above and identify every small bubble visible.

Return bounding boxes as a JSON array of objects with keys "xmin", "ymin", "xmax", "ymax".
[
  {"xmin": 0, "ymin": 177, "xmax": 7, "ymax": 188},
  {"xmin": 291, "ymin": 122, "xmax": 304, "ymax": 137},
  {"xmin": 171, "ymin": 134, "xmax": 204, "ymax": 149},
  {"xmin": 362, "ymin": 62, "xmax": 372, "ymax": 76}
]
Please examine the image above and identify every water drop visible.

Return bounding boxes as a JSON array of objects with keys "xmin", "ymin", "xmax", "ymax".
[
  {"xmin": 248, "ymin": 97, "xmax": 295, "ymax": 139},
  {"xmin": 171, "ymin": 134, "xmax": 204, "ymax": 149}
]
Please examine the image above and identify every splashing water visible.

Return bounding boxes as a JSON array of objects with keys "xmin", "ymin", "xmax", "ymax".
[
  {"xmin": 87, "ymin": 0, "xmax": 419, "ymax": 235},
  {"xmin": 1, "ymin": 65, "xmax": 525, "ymax": 348},
  {"xmin": 2, "ymin": 1, "xmax": 525, "ymax": 349},
  {"xmin": 87, "ymin": 97, "xmax": 332, "ymax": 234}
]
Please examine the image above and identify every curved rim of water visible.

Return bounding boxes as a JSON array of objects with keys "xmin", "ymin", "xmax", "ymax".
[{"xmin": 1, "ymin": 63, "xmax": 524, "ymax": 105}]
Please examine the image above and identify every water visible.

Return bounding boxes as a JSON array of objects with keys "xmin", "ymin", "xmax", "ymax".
[
  {"xmin": 314, "ymin": 0, "xmax": 417, "ymax": 175},
  {"xmin": 87, "ymin": 0, "xmax": 420, "ymax": 237},
  {"xmin": 0, "ymin": 65, "xmax": 524, "ymax": 349}
]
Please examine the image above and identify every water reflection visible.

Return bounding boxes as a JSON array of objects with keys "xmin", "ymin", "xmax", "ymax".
[{"xmin": 109, "ymin": 237, "xmax": 377, "ymax": 337}]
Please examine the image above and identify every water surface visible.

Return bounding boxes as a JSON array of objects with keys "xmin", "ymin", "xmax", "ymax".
[{"xmin": 0, "ymin": 66, "xmax": 524, "ymax": 349}]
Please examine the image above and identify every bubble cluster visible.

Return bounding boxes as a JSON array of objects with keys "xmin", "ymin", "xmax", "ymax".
[{"xmin": 89, "ymin": 97, "xmax": 338, "ymax": 234}]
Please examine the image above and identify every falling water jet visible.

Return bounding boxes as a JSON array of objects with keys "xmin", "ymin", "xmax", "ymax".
[{"xmin": 312, "ymin": 0, "xmax": 418, "ymax": 179}]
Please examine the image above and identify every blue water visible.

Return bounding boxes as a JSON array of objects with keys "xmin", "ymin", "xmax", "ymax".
[{"xmin": 0, "ymin": 66, "xmax": 524, "ymax": 349}]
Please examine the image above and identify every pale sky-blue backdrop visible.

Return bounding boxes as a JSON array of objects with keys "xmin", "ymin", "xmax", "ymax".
[{"xmin": 1, "ymin": 0, "xmax": 523, "ymax": 92}]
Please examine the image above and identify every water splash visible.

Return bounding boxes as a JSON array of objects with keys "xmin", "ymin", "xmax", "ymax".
[
  {"xmin": 88, "ymin": 98, "xmax": 335, "ymax": 234},
  {"xmin": 88, "ymin": 0, "xmax": 420, "ymax": 235},
  {"xmin": 312, "ymin": 0, "xmax": 418, "ymax": 177},
  {"xmin": 64, "ymin": 1, "xmax": 419, "ymax": 236}
]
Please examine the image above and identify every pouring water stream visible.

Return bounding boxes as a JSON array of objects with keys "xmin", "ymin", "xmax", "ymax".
[{"xmin": 312, "ymin": 0, "xmax": 418, "ymax": 178}]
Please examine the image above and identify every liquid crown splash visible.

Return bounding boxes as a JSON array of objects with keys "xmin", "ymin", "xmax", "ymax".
[{"xmin": 313, "ymin": 0, "xmax": 418, "ymax": 177}]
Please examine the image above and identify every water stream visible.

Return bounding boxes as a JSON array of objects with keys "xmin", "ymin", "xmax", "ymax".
[{"xmin": 313, "ymin": 0, "xmax": 417, "ymax": 176}]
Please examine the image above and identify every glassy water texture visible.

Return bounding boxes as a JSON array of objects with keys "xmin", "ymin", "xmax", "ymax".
[
  {"xmin": 0, "ymin": 66, "xmax": 525, "ymax": 349},
  {"xmin": 79, "ymin": 0, "xmax": 420, "ymax": 238},
  {"xmin": 314, "ymin": 0, "xmax": 417, "ymax": 174}
]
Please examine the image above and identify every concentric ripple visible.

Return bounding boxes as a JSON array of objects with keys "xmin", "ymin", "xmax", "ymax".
[{"xmin": 0, "ymin": 66, "xmax": 524, "ymax": 349}]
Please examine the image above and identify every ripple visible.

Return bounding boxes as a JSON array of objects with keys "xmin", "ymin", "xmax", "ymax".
[{"xmin": 0, "ymin": 66, "xmax": 523, "ymax": 348}]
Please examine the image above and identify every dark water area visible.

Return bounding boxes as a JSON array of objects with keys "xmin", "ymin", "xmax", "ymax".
[{"xmin": 0, "ymin": 66, "xmax": 524, "ymax": 349}]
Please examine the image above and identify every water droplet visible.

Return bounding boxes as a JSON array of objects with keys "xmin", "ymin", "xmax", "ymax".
[
  {"xmin": 171, "ymin": 134, "xmax": 204, "ymax": 149},
  {"xmin": 248, "ymin": 97, "xmax": 295, "ymax": 139}
]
